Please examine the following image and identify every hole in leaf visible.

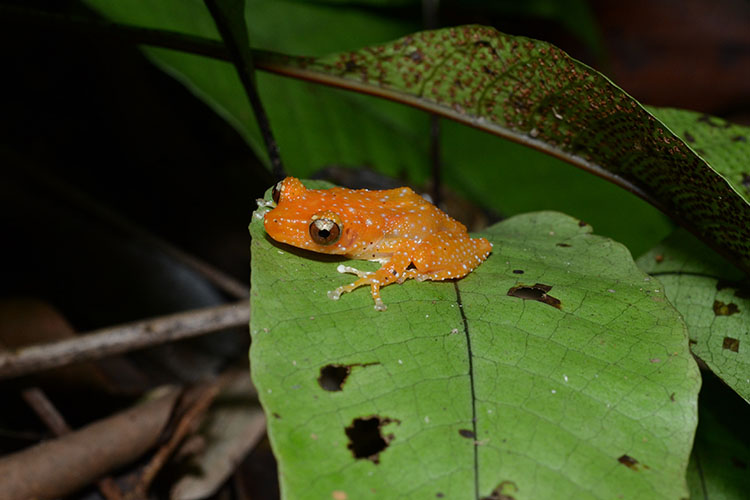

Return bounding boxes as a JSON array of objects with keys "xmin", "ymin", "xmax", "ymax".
[
  {"xmin": 713, "ymin": 300, "xmax": 740, "ymax": 316},
  {"xmin": 458, "ymin": 429, "xmax": 476, "ymax": 439},
  {"xmin": 732, "ymin": 135, "xmax": 747, "ymax": 142},
  {"xmin": 512, "ymin": 269, "xmax": 524, "ymax": 274},
  {"xmin": 345, "ymin": 416, "xmax": 398, "ymax": 464},
  {"xmin": 406, "ymin": 262, "xmax": 417, "ymax": 270},
  {"xmin": 318, "ymin": 364, "xmax": 350, "ymax": 391},
  {"xmin": 481, "ymin": 480, "xmax": 518, "ymax": 500},
  {"xmin": 722, "ymin": 337, "xmax": 740, "ymax": 352},
  {"xmin": 556, "ymin": 243, "xmax": 571, "ymax": 247},
  {"xmin": 507, "ymin": 283, "xmax": 561, "ymax": 309},
  {"xmin": 730, "ymin": 456, "xmax": 747, "ymax": 469},
  {"xmin": 318, "ymin": 362, "xmax": 379, "ymax": 392}
]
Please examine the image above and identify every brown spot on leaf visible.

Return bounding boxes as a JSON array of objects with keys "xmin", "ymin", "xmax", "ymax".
[
  {"xmin": 731, "ymin": 135, "xmax": 747, "ymax": 142},
  {"xmin": 722, "ymin": 337, "xmax": 740, "ymax": 352},
  {"xmin": 409, "ymin": 50, "xmax": 424, "ymax": 63},
  {"xmin": 618, "ymin": 454, "xmax": 648, "ymax": 471},
  {"xmin": 481, "ymin": 481, "xmax": 518, "ymax": 500},
  {"xmin": 507, "ymin": 283, "xmax": 561, "ymax": 309},
  {"xmin": 273, "ymin": 412, "xmax": 282, "ymax": 419},
  {"xmin": 578, "ymin": 220, "xmax": 588, "ymax": 227},
  {"xmin": 345, "ymin": 416, "xmax": 399, "ymax": 464},
  {"xmin": 458, "ymin": 429, "xmax": 476, "ymax": 439},
  {"xmin": 683, "ymin": 131, "xmax": 695, "ymax": 143},
  {"xmin": 318, "ymin": 362, "xmax": 379, "ymax": 392},
  {"xmin": 654, "ymin": 254, "xmax": 664, "ymax": 263},
  {"xmin": 556, "ymin": 243, "xmax": 571, "ymax": 247},
  {"xmin": 713, "ymin": 300, "xmax": 740, "ymax": 316},
  {"xmin": 730, "ymin": 456, "xmax": 747, "ymax": 469}
]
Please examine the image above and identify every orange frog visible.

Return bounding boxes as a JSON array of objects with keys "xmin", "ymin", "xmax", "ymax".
[{"xmin": 258, "ymin": 177, "xmax": 492, "ymax": 311}]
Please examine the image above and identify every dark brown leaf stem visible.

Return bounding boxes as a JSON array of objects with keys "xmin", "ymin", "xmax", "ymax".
[{"xmin": 203, "ymin": 0, "xmax": 285, "ymax": 178}]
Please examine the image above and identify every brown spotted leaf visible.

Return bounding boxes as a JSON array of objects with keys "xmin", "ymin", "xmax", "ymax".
[
  {"xmin": 647, "ymin": 107, "xmax": 750, "ymax": 205},
  {"xmin": 251, "ymin": 184, "xmax": 700, "ymax": 499},
  {"xmin": 638, "ymin": 229, "xmax": 750, "ymax": 403},
  {"xmin": 254, "ymin": 25, "xmax": 750, "ymax": 273}
]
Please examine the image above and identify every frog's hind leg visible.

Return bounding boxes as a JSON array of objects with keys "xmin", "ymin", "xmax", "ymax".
[{"xmin": 409, "ymin": 235, "xmax": 493, "ymax": 282}]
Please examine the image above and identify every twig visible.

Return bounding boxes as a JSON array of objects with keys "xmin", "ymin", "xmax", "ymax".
[
  {"xmin": 21, "ymin": 387, "xmax": 71, "ymax": 434},
  {"xmin": 0, "ymin": 387, "xmax": 180, "ymax": 500},
  {"xmin": 132, "ymin": 377, "xmax": 228, "ymax": 498},
  {"xmin": 204, "ymin": 0, "xmax": 285, "ymax": 178},
  {"xmin": 19, "ymin": 166, "xmax": 249, "ymax": 300},
  {"xmin": 0, "ymin": 301, "xmax": 249, "ymax": 380},
  {"xmin": 21, "ymin": 387, "xmax": 125, "ymax": 500}
]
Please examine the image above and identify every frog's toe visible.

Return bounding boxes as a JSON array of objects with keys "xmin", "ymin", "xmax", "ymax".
[
  {"xmin": 373, "ymin": 297, "xmax": 387, "ymax": 311},
  {"xmin": 256, "ymin": 198, "xmax": 276, "ymax": 208},
  {"xmin": 336, "ymin": 264, "xmax": 371, "ymax": 278}
]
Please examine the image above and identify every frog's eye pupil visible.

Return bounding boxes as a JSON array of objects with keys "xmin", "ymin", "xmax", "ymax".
[
  {"xmin": 272, "ymin": 181, "xmax": 283, "ymax": 204},
  {"xmin": 310, "ymin": 218, "xmax": 341, "ymax": 245}
]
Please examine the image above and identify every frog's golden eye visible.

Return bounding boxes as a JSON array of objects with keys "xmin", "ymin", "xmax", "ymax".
[
  {"xmin": 271, "ymin": 181, "xmax": 283, "ymax": 204},
  {"xmin": 309, "ymin": 218, "xmax": 341, "ymax": 245}
]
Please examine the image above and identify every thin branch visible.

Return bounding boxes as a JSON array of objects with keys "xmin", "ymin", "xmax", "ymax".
[
  {"xmin": 21, "ymin": 387, "xmax": 72, "ymax": 435},
  {"xmin": 0, "ymin": 302, "xmax": 249, "ymax": 380},
  {"xmin": 132, "ymin": 376, "xmax": 228, "ymax": 497},
  {"xmin": 204, "ymin": 0, "xmax": 285, "ymax": 178}
]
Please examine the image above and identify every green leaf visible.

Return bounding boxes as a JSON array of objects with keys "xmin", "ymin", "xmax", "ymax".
[
  {"xmin": 440, "ymin": 119, "xmax": 674, "ymax": 258},
  {"xmin": 250, "ymin": 184, "xmax": 699, "ymax": 499},
  {"xmin": 646, "ymin": 107, "xmax": 750, "ymax": 205},
  {"xmin": 637, "ymin": 230, "xmax": 750, "ymax": 403}
]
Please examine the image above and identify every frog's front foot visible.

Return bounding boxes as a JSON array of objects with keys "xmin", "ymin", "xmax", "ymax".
[
  {"xmin": 253, "ymin": 198, "xmax": 276, "ymax": 220},
  {"xmin": 327, "ymin": 275, "xmax": 388, "ymax": 311}
]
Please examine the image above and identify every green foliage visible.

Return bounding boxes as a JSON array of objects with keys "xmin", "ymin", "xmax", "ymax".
[
  {"xmin": 85, "ymin": 0, "xmax": 670, "ymax": 255},
  {"xmin": 74, "ymin": 2, "xmax": 750, "ymax": 497},
  {"xmin": 647, "ymin": 107, "xmax": 750, "ymax": 205},
  {"xmin": 250, "ymin": 196, "xmax": 699, "ymax": 499},
  {"xmin": 638, "ymin": 230, "xmax": 749, "ymax": 403}
]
